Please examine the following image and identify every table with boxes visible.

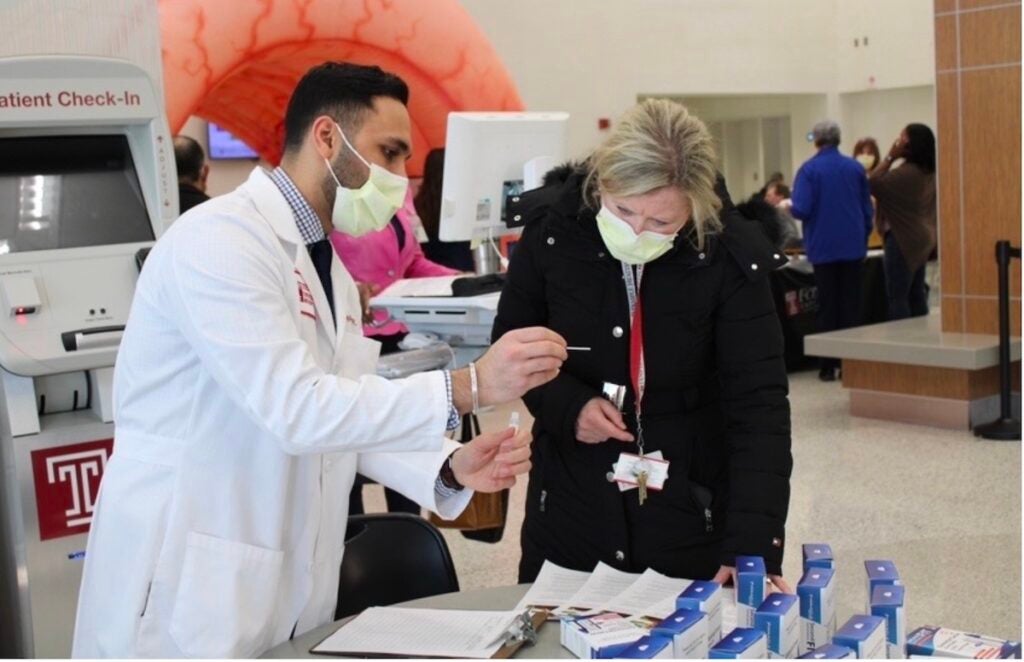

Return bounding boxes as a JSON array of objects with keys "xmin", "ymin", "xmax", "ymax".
[{"xmin": 554, "ymin": 541, "xmax": 1020, "ymax": 660}]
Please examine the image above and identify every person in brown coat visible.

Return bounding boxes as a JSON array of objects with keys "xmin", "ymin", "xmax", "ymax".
[{"xmin": 869, "ymin": 124, "xmax": 937, "ymax": 320}]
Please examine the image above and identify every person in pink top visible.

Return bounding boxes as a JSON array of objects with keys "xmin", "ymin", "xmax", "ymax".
[
  {"xmin": 331, "ymin": 188, "xmax": 459, "ymax": 352},
  {"xmin": 331, "ymin": 189, "xmax": 459, "ymax": 515}
]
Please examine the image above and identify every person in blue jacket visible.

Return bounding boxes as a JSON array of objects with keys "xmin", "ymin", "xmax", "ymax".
[{"xmin": 790, "ymin": 121, "xmax": 874, "ymax": 381}]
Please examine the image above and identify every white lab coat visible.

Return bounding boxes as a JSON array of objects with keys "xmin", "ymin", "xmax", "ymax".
[{"xmin": 72, "ymin": 168, "xmax": 471, "ymax": 658}]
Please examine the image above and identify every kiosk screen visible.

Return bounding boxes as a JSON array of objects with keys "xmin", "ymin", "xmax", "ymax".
[{"xmin": 0, "ymin": 134, "xmax": 154, "ymax": 254}]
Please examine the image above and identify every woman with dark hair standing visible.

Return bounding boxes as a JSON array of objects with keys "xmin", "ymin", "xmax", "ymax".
[
  {"xmin": 415, "ymin": 148, "xmax": 475, "ymax": 272},
  {"xmin": 870, "ymin": 124, "xmax": 937, "ymax": 320}
]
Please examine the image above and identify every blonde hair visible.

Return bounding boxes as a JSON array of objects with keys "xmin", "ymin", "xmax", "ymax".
[{"xmin": 585, "ymin": 98, "xmax": 722, "ymax": 249}]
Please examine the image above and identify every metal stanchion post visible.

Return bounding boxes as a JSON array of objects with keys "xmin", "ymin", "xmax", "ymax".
[{"xmin": 973, "ymin": 240, "xmax": 1021, "ymax": 440}]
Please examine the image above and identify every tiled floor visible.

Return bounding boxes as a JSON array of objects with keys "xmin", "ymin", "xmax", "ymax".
[{"xmin": 362, "ymin": 369, "xmax": 1022, "ymax": 640}]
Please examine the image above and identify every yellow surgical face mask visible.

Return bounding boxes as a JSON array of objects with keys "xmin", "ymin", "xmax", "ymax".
[
  {"xmin": 325, "ymin": 123, "xmax": 409, "ymax": 237},
  {"xmin": 855, "ymin": 154, "xmax": 876, "ymax": 170},
  {"xmin": 595, "ymin": 205, "xmax": 678, "ymax": 265}
]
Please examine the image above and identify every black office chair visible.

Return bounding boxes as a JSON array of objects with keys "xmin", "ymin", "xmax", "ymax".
[{"xmin": 335, "ymin": 513, "xmax": 460, "ymax": 620}]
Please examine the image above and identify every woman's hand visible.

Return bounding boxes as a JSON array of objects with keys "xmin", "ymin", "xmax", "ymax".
[
  {"xmin": 575, "ymin": 397, "xmax": 635, "ymax": 444},
  {"xmin": 355, "ymin": 282, "xmax": 380, "ymax": 324},
  {"xmin": 451, "ymin": 426, "xmax": 532, "ymax": 492},
  {"xmin": 887, "ymin": 135, "xmax": 908, "ymax": 162},
  {"xmin": 712, "ymin": 565, "xmax": 793, "ymax": 593},
  {"xmin": 469, "ymin": 327, "xmax": 567, "ymax": 408}
]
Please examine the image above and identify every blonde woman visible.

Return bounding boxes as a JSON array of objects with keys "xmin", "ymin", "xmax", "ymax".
[{"xmin": 493, "ymin": 99, "xmax": 793, "ymax": 590}]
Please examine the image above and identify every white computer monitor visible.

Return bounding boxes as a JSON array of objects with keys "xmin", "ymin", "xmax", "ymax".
[{"xmin": 438, "ymin": 111, "xmax": 569, "ymax": 243}]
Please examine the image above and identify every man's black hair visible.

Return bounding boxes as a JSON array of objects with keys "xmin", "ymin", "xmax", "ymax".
[
  {"xmin": 904, "ymin": 123, "xmax": 936, "ymax": 174},
  {"xmin": 173, "ymin": 135, "xmax": 205, "ymax": 182},
  {"xmin": 282, "ymin": 62, "xmax": 409, "ymax": 153}
]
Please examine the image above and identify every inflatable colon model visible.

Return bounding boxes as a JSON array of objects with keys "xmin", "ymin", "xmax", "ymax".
[{"xmin": 160, "ymin": 0, "xmax": 524, "ymax": 174}]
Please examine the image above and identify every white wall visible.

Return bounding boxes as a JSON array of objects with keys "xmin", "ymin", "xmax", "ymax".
[
  {"xmin": 839, "ymin": 85, "xmax": 938, "ymax": 153},
  {"xmin": 834, "ymin": 0, "xmax": 936, "ymax": 92},
  {"xmin": 729, "ymin": 119, "xmax": 764, "ymax": 201},
  {"xmin": 459, "ymin": 0, "xmax": 841, "ymax": 159},
  {"xmin": 761, "ymin": 117, "xmax": 792, "ymax": 185},
  {"xmin": 672, "ymin": 94, "xmax": 828, "ymax": 194},
  {"xmin": 458, "ymin": 0, "xmax": 936, "ymax": 158},
  {"xmin": 191, "ymin": 0, "xmax": 937, "ymax": 196}
]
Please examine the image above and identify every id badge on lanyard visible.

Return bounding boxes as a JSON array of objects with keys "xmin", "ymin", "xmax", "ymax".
[{"xmin": 613, "ymin": 262, "xmax": 670, "ymax": 504}]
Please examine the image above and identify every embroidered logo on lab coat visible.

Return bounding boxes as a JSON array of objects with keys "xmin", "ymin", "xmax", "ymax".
[{"xmin": 294, "ymin": 269, "xmax": 317, "ymax": 320}]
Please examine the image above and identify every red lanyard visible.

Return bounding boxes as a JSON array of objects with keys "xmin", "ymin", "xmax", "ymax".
[
  {"xmin": 622, "ymin": 263, "xmax": 646, "ymax": 452},
  {"xmin": 629, "ymin": 289, "xmax": 645, "ymax": 416}
]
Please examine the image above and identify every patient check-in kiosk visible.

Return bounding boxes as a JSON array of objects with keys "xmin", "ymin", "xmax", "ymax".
[{"xmin": 0, "ymin": 55, "xmax": 176, "ymax": 657}]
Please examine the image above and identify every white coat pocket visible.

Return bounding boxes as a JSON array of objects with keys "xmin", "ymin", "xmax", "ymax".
[
  {"xmin": 336, "ymin": 331, "xmax": 382, "ymax": 380},
  {"xmin": 168, "ymin": 531, "xmax": 284, "ymax": 658}
]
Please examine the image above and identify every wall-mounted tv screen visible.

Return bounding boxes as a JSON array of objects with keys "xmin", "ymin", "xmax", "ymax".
[{"xmin": 208, "ymin": 123, "xmax": 258, "ymax": 160}]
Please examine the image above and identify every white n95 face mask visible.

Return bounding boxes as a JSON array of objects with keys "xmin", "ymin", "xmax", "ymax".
[
  {"xmin": 596, "ymin": 204, "xmax": 678, "ymax": 265},
  {"xmin": 325, "ymin": 123, "xmax": 409, "ymax": 237}
]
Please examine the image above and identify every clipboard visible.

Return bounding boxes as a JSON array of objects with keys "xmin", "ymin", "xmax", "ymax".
[
  {"xmin": 491, "ymin": 610, "xmax": 547, "ymax": 659},
  {"xmin": 308, "ymin": 609, "xmax": 549, "ymax": 659}
]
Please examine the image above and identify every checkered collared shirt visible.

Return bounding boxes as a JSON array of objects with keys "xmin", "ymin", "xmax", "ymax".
[
  {"xmin": 269, "ymin": 167, "xmax": 325, "ymax": 247},
  {"xmin": 269, "ymin": 166, "xmax": 464, "ymax": 493}
]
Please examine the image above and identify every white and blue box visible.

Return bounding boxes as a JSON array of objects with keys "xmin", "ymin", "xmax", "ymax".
[
  {"xmin": 798, "ymin": 567, "xmax": 837, "ymax": 655},
  {"xmin": 619, "ymin": 635, "xmax": 674, "ymax": 659},
  {"xmin": 652, "ymin": 608, "xmax": 708, "ymax": 659},
  {"xmin": 736, "ymin": 556, "xmax": 767, "ymax": 627},
  {"xmin": 560, "ymin": 611, "xmax": 649, "ymax": 659},
  {"xmin": 833, "ymin": 615, "xmax": 887, "ymax": 659},
  {"xmin": 802, "ymin": 544, "xmax": 835, "ymax": 571},
  {"xmin": 864, "ymin": 560, "xmax": 901, "ymax": 610},
  {"xmin": 798, "ymin": 644, "xmax": 856, "ymax": 659},
  {"xmin": 755, "ymin": 593, "xmax": 799, "ymax": 659},
  {"xmin": 870, "ymin": 584, "xmax": 906, "ymax": 659},
  {"xmin": 710, "ymin": 627, "xmax": 769, "ymax": 659},
  {"xmin": 676, "ymin": 580, "xmax": 723, "ymax": 644},
  {"xmin": 906, "ymin": 626, "xmax": 1022, "ymax": 659}
]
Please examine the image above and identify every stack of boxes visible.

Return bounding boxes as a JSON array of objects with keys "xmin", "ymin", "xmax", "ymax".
[
  {"xmin": 864, "ymin": 560, "xmax": 902, "ymax": 610},
  {"xmin": 833, "ymin": 615, "xmax": 888, "ymax": 659},
  {"xmin": 560, "ymin": 612, "xmax": 650, "ymax": 659},
  {"xmin": 864, "ymin": 560, "xmax": 904, "ymax": 659},
  {"xmin": 798, "ymin": 544, "xmax": 837, "ymax": 656},
  {"xmin": 736, "ymin": 556, "xmax": 767, "ymax": 628},
  {"xmin": 754, "ymin": 593, "xmax": 800, "ymax": 659},
  {"xmin": 710, "ymin": 628, "xmax": 769, "ymax": 659},
  {"xmin": 803, "ymin": 544, "xmax": 835, "ymax": 572},
  {"xmin": 871, "ymin": 585, "xmax": 906, "ymax": 659},
  {"xmin": 798, "ymin": 567, "xmax": 837, "ymax": 655},
  {"xmin": 650, "ymin": 609, "xmax": 708, "ymax": 659},
  {"xmin": 798, "ymin": 643, "xmax": 856, "ymax": 659},
  {"xmin": 618, "ymin": 635, "xmax": 674, "ymax": 659},
  {"xmin": 675, "ymin": 580, "xmax": 723, "ymax": 647},
  {"xmin": 906, "ymin": 626, "xmax": 1022, "ymax": 659},
  {"xmin": 558, "ymin": 545, "xmax": 1015, "ymax": 660}
]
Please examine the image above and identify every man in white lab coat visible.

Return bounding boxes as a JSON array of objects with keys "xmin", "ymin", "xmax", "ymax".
[{"xmin": 72, "ymin": 62, "xmax": 567, "ymax": 658}]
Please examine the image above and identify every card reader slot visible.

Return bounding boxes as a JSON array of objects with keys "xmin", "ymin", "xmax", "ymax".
[{"xmin": 61, "ymin": 325, "xmax": 126, "ymax": 352}]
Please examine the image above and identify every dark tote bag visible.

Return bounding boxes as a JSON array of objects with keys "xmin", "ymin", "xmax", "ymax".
[{"xmin": 427, "ymin": 413, "xmax": 509, "ymax": 542}]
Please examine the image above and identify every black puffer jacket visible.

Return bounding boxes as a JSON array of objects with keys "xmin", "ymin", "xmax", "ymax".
[{"xmin": 493, "ymin": 168, "xmax": 792, "ymax": 581}]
